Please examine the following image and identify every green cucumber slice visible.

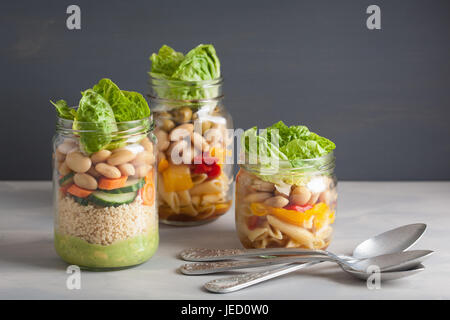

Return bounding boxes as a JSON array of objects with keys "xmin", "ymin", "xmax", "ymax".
[
  {"xmin": 59, "ymin": 172, "xmax": 74, "ymax": 186},
  {"xmin": 88, "ymin": 191, "xmax": 137, "ymax": 207},
  {"xmin": 100, "ymin": 178, "xmax": 145, "ymax": 194}
]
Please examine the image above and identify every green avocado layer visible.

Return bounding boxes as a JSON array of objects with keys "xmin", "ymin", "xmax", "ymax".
[{"xmin": 54, "ymin": 230, "xmax": 158, "ymax": 269}]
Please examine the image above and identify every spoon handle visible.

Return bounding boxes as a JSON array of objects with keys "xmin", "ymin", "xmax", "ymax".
[
  {"xmin": 179, "ymin": 256, "xmax": 332, "ymax": 275},
  {"xmin": 204, "ymin": 261, "xmax": 321, "ymax": 293},
  {"xmin": 180, "ymin": 248, "xmax": 328, "ymax": 261}
]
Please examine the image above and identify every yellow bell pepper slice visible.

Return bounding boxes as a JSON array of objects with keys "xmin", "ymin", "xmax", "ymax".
[
  {"xmin": 250, "ymin": 202, "xmax": 332, "ymax": 229},
  {"xmin": 162, "ymin": 164, "xmax": 194, "ymax": 192},
  {"xmin": 158, "ymin": 158, "xmax": 169, "ymax": 172}
]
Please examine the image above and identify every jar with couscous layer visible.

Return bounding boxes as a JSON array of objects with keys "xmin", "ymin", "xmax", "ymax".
[{"xmin": 52, "ymin": 80, "xmax": 158, "ymax": 270}]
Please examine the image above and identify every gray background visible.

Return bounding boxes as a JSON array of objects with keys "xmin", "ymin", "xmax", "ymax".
[{"xmin": 1, "ymin": 0, "xmax": 449, "ymax": 180}]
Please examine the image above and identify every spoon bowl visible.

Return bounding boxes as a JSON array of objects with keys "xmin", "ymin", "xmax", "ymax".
[{"xmin": 342, "ymin": 264, "xmax": 425, "ymax": 281}]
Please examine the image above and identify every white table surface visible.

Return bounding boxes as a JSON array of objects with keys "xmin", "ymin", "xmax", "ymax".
[{"xmin": 0, "ymin": 181, "xmax": 449, "ymax": 300}]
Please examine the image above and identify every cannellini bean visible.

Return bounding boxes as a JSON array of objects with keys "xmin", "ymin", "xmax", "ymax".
[
  {"xmin": 203, "ymin": 128, "xmax": 223, "ymax": 143},
  {"xmin": 65, "ymin": 152, "xmax": 92, "ymax": 173},
  {"xmin": 87, "ymin": 166, "xmax": 101, "ymax": 178},
  {"xmin": 118, "ymin": 163, "xmax": 135, "ymax": 176},
  {"xmin": 250, "ymin": 180, "xmax": 275, "ymax": 192},
  {"xmin": 167, "ymin": 140, "xmax": 193, "ymax": 164},
  {"xmin": 74, "ymin": 173, "xmax": 98, "ymax": 190},
  {"xmin": 155, "ymin": 130, "xmax": 170, "ymax": 151},
  {"xmin": 243, "ymin": 192, "xmax": 273, "ymax": 203},
  {"xmin": 307, "ymin": 192, "xmax": 320, "ymax": 205},
  {"xmin": 107, "ymin": 150, "xmax": 136, "ymax": 166},
  {"xmin": 191, "ymin": 132, "xmax": 210, "ymax": 152},
  {"xmin": 132, "ymin": 151, "xmax": 155, "ymax": 166},
  {"xmin": 169, "ymin": 123, "xmax": 194, "ymax": 141},
  {"xmin": 95, "ymin": 163, "xmax": 121, "ymax": 179},
  {"xmin": 289, "ymin": 186, "xmax": 311, "ymax": 206},
  {"xmin": 140, "ymin": 137, "xmax": 154, "ymax": 153},
  {"xmin": 57, "ymin": 141, "xmax": 77, "ymax": 155},
  {"xmin": 134, "ymin": 164, "xmax": 152, "ymax": 178},
  {"xmin": 90, "ymin": 150, "xmax": 112, "ymax": 164},
  {"xmin": 55, "ymin": 149, "xmax": 66, "ymax": 162},
  {"xmin": 58, "ymin": 162, "xmax": 71, "ymax": 176},
  {"xmin": 263, "ymin": 196, "xmax": 289, "ymax": 208}
]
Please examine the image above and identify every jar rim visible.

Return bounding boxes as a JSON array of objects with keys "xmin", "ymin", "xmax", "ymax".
[
  {"xmin": 55, "ymin": 114, "xmax": 153, "ymax": 135},
  {"xmin": 240, "ymin": 151, "xmax": 335, "ymax": 174},
  {"xmin": 149, "ymin": 75, "xmax": 223, "ymax": 86}
]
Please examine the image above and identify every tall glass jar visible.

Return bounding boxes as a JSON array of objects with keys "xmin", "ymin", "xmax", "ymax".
[
  {"xmin": 235, "ymin": 153, "xmax": 337, "ymax": 249},
  {"xmin": 53, "ymin": 116, "xmax": 158, "ymax": 270},
  {"xmin": 149, "ymin": 77, "xmax": 233, "ymax": 225}
]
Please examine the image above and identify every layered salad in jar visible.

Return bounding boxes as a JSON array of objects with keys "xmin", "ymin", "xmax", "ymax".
[
  {"xmin": 236, "ymin": 121, "xmax": 337, "ymax": 250},
  {"xmin": 51, "ymin": 79, "xmax": 158, "ymax": 269},
  {"xmin": 149, "ymin": 44, "xmax": 233, "ymax": 225}
]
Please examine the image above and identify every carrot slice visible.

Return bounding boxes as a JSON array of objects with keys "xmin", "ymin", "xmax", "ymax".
[
  {"xmin": 67, "ymin": 184, "xmax": 93, "ymax": 198},
  {"xmin": 141, "ymin": 169, "xmax": 155, "ymax": 206},
  {"xmin": 98, "ymin": 176, "xmax": 128, "ymax": 190}
]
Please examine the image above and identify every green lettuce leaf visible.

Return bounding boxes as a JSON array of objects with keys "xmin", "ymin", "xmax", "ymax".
[
  {"xmin": 149, "ymin": 45, "xmax": 184, "ymax": 77},
  {"xmin": 149, "ymin": 44, "xmax": 221, "ymax": 100},
  {"xmin": 50, "ymin": 100, "xmax": 76, "ymax": 120},
  {"xmin": 122, "ymin": 90, "xmax": 151, "ymax": 120},
  {"xmin": 74, "ymin": 89, "xmax": 117, "ymax": 154},
  {"xmin": 172, "ymin": 44, "xmax": 220, "ymax": 81},
  {"xmin": 91, "ymin": 78, "xmax": 150, "ymax": 122},
  {"xmin": 242, "ymin": 121, "xmax": 336, "ymax": 185}
]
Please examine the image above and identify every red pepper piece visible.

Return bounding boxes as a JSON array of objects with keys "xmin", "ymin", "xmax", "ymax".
[{"xmin": 283, "ymin": 204, "xmax": 313, "ymax": 212}]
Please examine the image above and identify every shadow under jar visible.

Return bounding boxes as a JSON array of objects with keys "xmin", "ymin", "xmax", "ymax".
[
  {"xmin": 149, "ymin": 77, "xmax": 233, "ymax": 226},
  {"xmin": 53, "ymin": 116, "xmax": 158, "ymax": 270},
  {"xmin": 235, "ymin": 153, "xmax": 337, "ymax": 250}
]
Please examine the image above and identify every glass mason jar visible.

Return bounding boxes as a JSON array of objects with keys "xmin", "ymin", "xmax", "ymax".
[
  {"xmin": 53, "ymin": 116, "xmax": 158, "ymax": 270},
  {"xmin": 235, "ymin": 153, "xmax": 337, "ymax": 249},
  {"xmin": 149, "ymin": 77, "xmax": 233, "ymax": 225}
]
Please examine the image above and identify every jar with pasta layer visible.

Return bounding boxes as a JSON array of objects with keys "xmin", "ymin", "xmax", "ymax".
[
  {"xmin": 235, "ymin": 153, "xmax": 337, "ymax": 249},
  {"xmin": 149, "ymin": 77, "xmax": 233, "ymax": 225},
  {"xmin": 53, "ymin": 116, "xmax": 158, "ymax": 270}
]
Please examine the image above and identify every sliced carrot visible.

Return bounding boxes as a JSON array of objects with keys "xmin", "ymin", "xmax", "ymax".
[
  {"xmin": 141, "ymin": 180, "xmax": 155, "ymax": 206},
  {"xmin": 141, "ymin": 169, "xmax": 155, "ymax": 206},
  {"xmin": 60, "ymin": 183, "xmax": 73, "ymax": 195},
  {"xmin": 67, "ymin": 184, "xmax": 93, "ymax": 198},
  {"xmin": 98, "ymin": 176, "xmax": 128, "ymax": 190}
]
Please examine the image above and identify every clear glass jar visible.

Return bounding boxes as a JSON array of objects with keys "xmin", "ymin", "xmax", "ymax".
[
  {"xmin": 149, "ymin": 77, "xmax": 233, "ymax": 225},
  {"xmin": 235, "ymin": 153, "xmax": 337, "ymax": 249},
  {"xmin": 53, "ymin": 116, "xmax": 158, "ymax": 270}
]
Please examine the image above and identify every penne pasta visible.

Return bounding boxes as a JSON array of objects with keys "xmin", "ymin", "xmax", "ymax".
[
  {"xmin": 267, "ymin": 215, "xmax": 315, "ymax": 248},
  {"xmin": 189, "ymin": 179, "xmax": 224, "ymax": 195}
]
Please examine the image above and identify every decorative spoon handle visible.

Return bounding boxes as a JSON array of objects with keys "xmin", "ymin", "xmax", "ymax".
[
  {"xmin": 204, "ymin": 262, "xmax": 321, "ymax": 293},
  {"xmin": 179, "ymin": 256, "xmax": 332, "ymax": 275},
  {"xmin": 180, "ymin": 247, "xmax": 328, "ymax": 262}
]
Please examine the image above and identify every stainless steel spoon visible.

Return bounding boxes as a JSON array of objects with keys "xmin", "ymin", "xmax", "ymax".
[
  {"xmin": 202, "ymin": 223, "xmax": 427, "ymax": 293},
  {"xmin": 181, "ymin": 223, "xmax": 427, "ymax": 262},
  {"xmin": 180, "ymin": 249, "xmax": 433, "ymax": 275}
]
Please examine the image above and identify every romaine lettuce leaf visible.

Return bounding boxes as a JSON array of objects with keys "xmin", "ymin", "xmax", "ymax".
[
  {"xmin": 51, "ymin": 100, "xmax": 76, "ymax": 120},
  {"xmin": 92, "ymin": 78, "xmax": 150, "ymax": 122},
  {"xmin": 172, "ymin": 44, "xmax": 220, "ymax": 81},
  {"xmin": 149, "ymin": 44, "xmax": 221, "ymax": 100},
  {"xmin": 74, "ymin": 89, "xmax": 117, "ymax": 154},
  {"xmin": 150, "ymin": 45, "xmax": 184, "ymax": 77},
  {"xmin": 242, "ymin": 121, "xmax": 335, "ymax": 185}
]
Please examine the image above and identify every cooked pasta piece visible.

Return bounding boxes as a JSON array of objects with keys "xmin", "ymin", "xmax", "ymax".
[
  {"xmin": 158, "ymin": 173, "xmax": 180, "ymax": 213},
  {"xmin": 201, "ymin": 193, "xmax": 225, "ymax": 206},
  {"xmin": 189, "ymin": 179, "xmax": 224, "ymax": 195},
  {"xmin": 177, "ymin": 190, "xmax": 192, "ymax": 206},
  {"xmin": 191, "ymin": 173, "xmax": 208, "ymax": 185},
  {"xmin": 267, "ymin": 215, "xmax": 316, "ymax": 248}
]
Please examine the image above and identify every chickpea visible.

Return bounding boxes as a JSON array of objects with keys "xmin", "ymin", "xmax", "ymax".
[
  {"xmin": 161, "ymin": 119, "xmax": 175, "ymax": 132},
  {"xmin": 289, "ymin": 186, "xmax": 311, "ymax": 206},
  {"xmin": 174, "ymin": 106, "xmax": 193, "ymax": 123}
]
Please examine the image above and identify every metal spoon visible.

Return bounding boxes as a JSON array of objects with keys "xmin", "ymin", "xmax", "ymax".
[
  {"xmin": 180, "ymin": 249, "xmax": 433, "ymax": 275},
  {"xmin": 202, "ymin": 223, "xmax": 427, "ymax": 293},
  {"xmin": 181, "ymin": 223, "xmax": 427, "ymax": 262}
]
